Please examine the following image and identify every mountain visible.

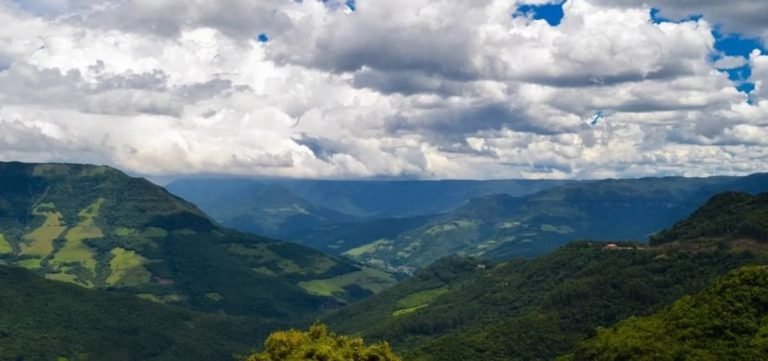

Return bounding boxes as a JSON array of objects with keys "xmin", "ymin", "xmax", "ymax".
[
  {"xmin": 297, "ymin": 175, "xmax": 768, "ymax": 271},
  {"xmin": 326, "ymin": 243, "xmax": 767, "ymax": 360},
  {"xmin": 325, "ymin": 190, "xmax": 768, "ymax": 360},
  {"xmin": 563, "ymin": 265, "xmax": 768, "ymax": 361},
  {"xmin": 167, "ymin": 178, "xmax": 571, "ymax": 224},
  {"xmin": 0, "ymin": 264, "xmax": 274, "ymax": 361},
  {"xmin": 0, "ymin": 162, "xmax": 396, "ymax": 319},
  {"xmin": 172, "ymin": 175, "xmax": 768, "ymax": 272},
  {"xmin": 650, "ymin": 191, "xmax": 768, "ymax": 247},
  {"xmin": 164, "ymin": 180, "xmax": 355, "ymax": 239}
]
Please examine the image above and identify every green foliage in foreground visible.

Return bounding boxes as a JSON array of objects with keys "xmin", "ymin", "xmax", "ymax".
[
  {"xmin": 244, "ymin": 324, "xmax": 401, "ymax": 361},
  {"xmin": 563, "ymin": 266, "xmax": 768, "ymax": 361},
  {"xmin": 0, "ymin": 265, "xmax": 277, "ymax": 361}
]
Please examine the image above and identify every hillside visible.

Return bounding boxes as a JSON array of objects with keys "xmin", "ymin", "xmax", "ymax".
[
  {"xmin": 563, "ymin": 266, "xmax": 768, "ymax": 361},
  {"xmin": 326, "ymin": 243, "xmax": 767, "ymax": 360},
  {"xmin": 325, "ymin": 190, "xmax": 768, "ymax": 360},
  {"xmin": 0, "ymin": 264, "xmax": 272, "ymax": 361},
  {"xmin": 0, "ymin": 162, "xmax": 395, "ymax": 320},
  {"xmin": 651, "ymin": 192, "xmax": 768, "ymax": 246},
  {"xmin": 297, "ymin": 175, "xmax": 767, "ymax": 271}
]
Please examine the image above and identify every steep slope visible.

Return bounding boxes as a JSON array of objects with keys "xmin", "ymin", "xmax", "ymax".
[
  {"xmin": 326, "ymin": 190, "xmax": 768, "ymax": 360},
  {"xmin": 0, "ymin": 265, "xmax": 273, "ymax": 361},
  {"xmin": 563, "ymin": 266, "xmax": 768, "ymax": 361},
  {"xmin": 309, "ymin": 175, "xmax": 760, "ymax": 270},
  {"xmin": 0, "ymin": 162, "xmax": 395, "ymax": 319}
]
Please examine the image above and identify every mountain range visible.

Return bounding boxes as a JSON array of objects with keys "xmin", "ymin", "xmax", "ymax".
[
  {"xmin": 2, "ymin": 161, "xmax": 768, "ymax": 360},
  {"xmin": 0, "ymin": 162, "xmax": 396, "ymax": 319},
  {"xmin": 323, "ymin": 191, "xmax": 768, "ymax": 360},
  {"xmin": 171, "ymin": 173, "xmax": 768, "ymax": 273}
]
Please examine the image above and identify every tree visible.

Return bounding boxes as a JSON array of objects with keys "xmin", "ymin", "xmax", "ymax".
[{"xmin": 244, "ymin": 324, "xmax": 402, "ymax": 361}]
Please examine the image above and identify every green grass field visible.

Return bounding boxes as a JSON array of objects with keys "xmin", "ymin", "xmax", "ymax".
[
  {"xmin": 298, "ymin": 267, "xmax": 397, "ymax": 298},
  {"xmin": 21, "ymin": 209, "xmax": 67, "ymax": 258},
  {"xmin": 391, "ymin": 287, "xmax": 450, "ymax": 316},
  {"xmin": 343, "ymin": 239, "xmax": 391, "ymax": 257},
  {"xmin": 50, "ymin": 200, "xmax": 105, "ymax": 284},
  {"xmin": 392, "ymin": 304, "xmax": 429, "ymax": 317},
  {"xmin": 106, "ymin": 248, "xmax": 152, "ymax": 287},
  {"xmin": 45, "ymin": 272, "xmax": 79, "ymax": 284},
  {"xmin": 17, "ymin": 258, "xmax": 42, "ymax": 269},
  {"xmin": 0, "ymin": 234, "xmax": 12, "ymax": 255}
]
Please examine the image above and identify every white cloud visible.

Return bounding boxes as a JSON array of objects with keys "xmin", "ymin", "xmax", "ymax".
[{"xmin": 0, "ymin": 0, "xmax": 767, "ymax": 179}]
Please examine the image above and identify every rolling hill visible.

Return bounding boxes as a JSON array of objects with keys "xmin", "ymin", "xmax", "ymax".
[
  {"xmin": 0, "ymin": 162, "xmax": 396, "ymax": 319},
  {"xmin": 325, "ymin": 191, "xmax": 768, "ymax": 360}
]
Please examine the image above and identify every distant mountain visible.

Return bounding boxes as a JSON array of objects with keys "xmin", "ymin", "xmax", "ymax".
[
  {"xmin": 167, "ymin": 178, "xmax": 571, "ymax": 220},
  {"xmin": 0, "ymin": 162, "xmax": 396, "ymax": 320},
  {"xmin": 0, "ymin": 265, "xmax": 274, "ymax": 361},
  {"xmin": 564, "ymin": 266, "xmax": 768, "ymax": 361},
  {"xmin": 166, "ymin": 180, "xmax": 355, "ymax": 239},
  {"xmin": 325, "ymin": 190, "xmax": 768, "ymax": 360},
  {"xmin": 295, "ymin": 175, "xmax": 768, "ymax": 271}
]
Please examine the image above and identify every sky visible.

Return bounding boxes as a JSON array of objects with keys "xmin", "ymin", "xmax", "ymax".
[{"xmin": 0, "ymin": 0, "xmax": 767, "ymax": 180}]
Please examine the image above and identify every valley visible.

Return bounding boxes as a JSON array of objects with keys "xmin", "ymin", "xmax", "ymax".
[
  {"xmin": 173, "ymin": 174, "xmax": 768, "ymax": 273},
  {"xmin": 2, "ymin": 161, "xmax": 768, "ymax": 361}
]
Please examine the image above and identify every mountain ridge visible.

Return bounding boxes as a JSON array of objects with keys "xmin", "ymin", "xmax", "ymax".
[{"xmin": 0, "ymin": 161, "xmax": 396, "ymax": 319}]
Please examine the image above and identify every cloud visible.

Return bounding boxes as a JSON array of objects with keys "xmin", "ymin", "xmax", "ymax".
[
  {"xmin": 0, "ymin": 0, "xmax": 767, "ymax": 179},
  {"xmin": 590, "ymin": 0, "xmax": 768, "ymax": 41}
]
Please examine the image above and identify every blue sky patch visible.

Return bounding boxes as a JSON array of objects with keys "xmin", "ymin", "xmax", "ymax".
[
  {"xmin": 514, "ymin": 1, "xmax": 566, "ymax": 26},
  {"xmin": 649, "ymin": 8, "xmax": 702, "ymax": 24},
  {"xmin": 652, "ymin": 8, "xmax": 765, "ymax": 98},
  {"xmin": 712, "ymin": 29, "xmax": 766, "ymax": 57},
  {"xmin": 711, "ymin": 29, "xmax": 766, "ymax": 97},
  {"xmin": 320, "ymin": 0, "xmax": 356, "ymax": 12}
]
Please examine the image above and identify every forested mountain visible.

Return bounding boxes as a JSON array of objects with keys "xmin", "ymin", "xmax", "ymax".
[
  {"xmin": 0, "ymin": 162, "xmax": 395, "ymax": 319},
  {"xmin": 0, "ymin": 265, "xmax": 274, "ymax": 361},
  {"xmin": 291, "ymin": 175, "xmax": 768, "ymax": 271},
  {"xmin": 563, "ymin": 266, "xmax": 768, "ymax": 361},
  {"xmin": 327, "ymin": 243, "xmax": 766, "ymax": 360},
  {"xmin": 651, "ymin": 191, "xmax": 768, "ymax": 246},
  {"xmin": 3, "ymin": 162, "xmax": 768, "ymax": 361},
  {"xmin": 325, "ymin": 191, "xmax": 768, "ymax": 360}
]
